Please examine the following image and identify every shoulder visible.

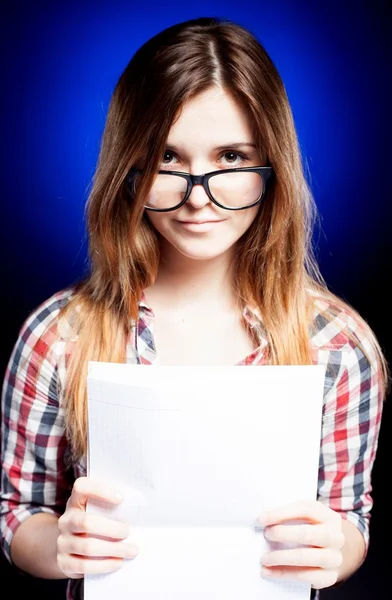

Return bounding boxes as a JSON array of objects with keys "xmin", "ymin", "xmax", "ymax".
[
  {"xmin": 19, "ymin": 286, "xmax": 76, "ymax": 340},
  {"xmin": 310, "ymin": 288, "xmax": 379, "ymax": 357},
  {"xmin": 11, "ymin": 286, "xmax": 77, "ymax": 368},
  {"xmin": 309, "ymin": 288, "xmax": 386, "ymax": 404},
  {"xmin": 2, "ymin": 287, "xmax": 78, "ymax": 410},
  {"xmin": 21, "ymin": 287, "xmax": 76, "ymax": 331}
]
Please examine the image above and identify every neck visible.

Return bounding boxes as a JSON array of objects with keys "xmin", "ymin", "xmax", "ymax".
[{"xmin": 145, "ymin": 242, "xmax": 238, "ymax": 314}]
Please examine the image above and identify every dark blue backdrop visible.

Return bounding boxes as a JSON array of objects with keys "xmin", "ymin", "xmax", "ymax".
[{"xmin": 0, "ymin": 1, "xmax": 390, "ymax": 598}]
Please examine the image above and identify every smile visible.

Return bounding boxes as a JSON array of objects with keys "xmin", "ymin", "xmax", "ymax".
[{"xmin": 176, "ymin": 220, "xmax": 225, "ymax": 232}]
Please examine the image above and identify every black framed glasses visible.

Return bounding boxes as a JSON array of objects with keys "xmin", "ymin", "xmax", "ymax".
[{"xmin": 127, "ymin": 166, "xmax": 273, "ymax": 212}]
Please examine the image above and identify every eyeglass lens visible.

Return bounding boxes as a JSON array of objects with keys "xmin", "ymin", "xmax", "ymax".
[{"xmin": 145, "ymin": 171, "xmax": 264, "ymax": 209}]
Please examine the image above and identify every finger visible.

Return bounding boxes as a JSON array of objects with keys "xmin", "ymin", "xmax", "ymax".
[
  {"xmin": 58, "ymin": 555, "xmax": 126, "ymax": 577},
  {"xmin": 58, "ymin": 509, "xmax": 130, "ymax": 539},
  {"xmin": 257, "ymin": 500, "xmax": 333, "ymax": 527},
  {"xmin": 264, "ymin": 523, "xmax": 345, "ymax": 549},
  {"xmin": 261, "ymin": 547, "xmax": 343, "ymax": 569},
  {"xmin": 58, "ymin": 535, "xmax": 138, "ymax": 560},
  {"xmin": 261, "ymin": 566, "xmax": 339, "ymax": 589},
  {"xmin": 67, "ymin": 477, "xmax": 124, "ymax": 510}
]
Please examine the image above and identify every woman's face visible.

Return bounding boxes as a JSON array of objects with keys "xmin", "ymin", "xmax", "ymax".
[{"xmin": 145, "ymin": 87, "xmax": 264, "ymax": 262}]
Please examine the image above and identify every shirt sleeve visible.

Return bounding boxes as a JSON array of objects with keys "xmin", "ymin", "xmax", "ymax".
[
  {"xmin": 1, "ymin": 294, "xmax": 74, "ymax": 564},
  {"xmin": 317, "ymin": 318, "xmax": 385, "ymax": 553}
]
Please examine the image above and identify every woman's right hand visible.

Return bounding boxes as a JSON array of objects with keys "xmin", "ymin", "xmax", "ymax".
[{"xmin": 57, "ymin": 477, "xmax": 139, "ymax": 578}]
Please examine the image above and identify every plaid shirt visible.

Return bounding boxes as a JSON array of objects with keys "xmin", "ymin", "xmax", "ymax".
[{"xmin": 1, "ymin": 287, "xmax": 384, "ymax": 600}]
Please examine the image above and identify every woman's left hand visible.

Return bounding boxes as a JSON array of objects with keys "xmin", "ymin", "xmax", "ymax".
[{"xmin": 257, "ymin": 500, "xmax": 345, "ymax": 590}]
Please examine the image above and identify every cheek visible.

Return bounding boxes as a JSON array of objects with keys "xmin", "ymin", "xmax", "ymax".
[
  {"xmin": 236, "ymin": 206, "xmax": 260, "ymax": 235},
  {"xmin": 144, "ymin": 212, "xmax": 169, "ymax": 237}
]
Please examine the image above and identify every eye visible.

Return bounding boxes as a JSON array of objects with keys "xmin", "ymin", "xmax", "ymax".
[
  {"xmin": 220, "ymin": 151, "xmax": 250, "ymax": 166},
  {"xmin": 162, "ymin": 150, "xmax": 177, "ymax": 164},
  {"xmin": 224, "ymin": 151, "xmax": 240, "ymax": 162}
]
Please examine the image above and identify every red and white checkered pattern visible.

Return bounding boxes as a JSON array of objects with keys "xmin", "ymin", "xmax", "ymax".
[{"xmin": 1, "ymin": 287, "xmax": 385, "ymax": 599}]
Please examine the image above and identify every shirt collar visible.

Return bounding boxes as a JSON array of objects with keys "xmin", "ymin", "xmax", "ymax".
[{"xmin": 139, "ymin": 292, "xmax": 153, "ymax": 313}]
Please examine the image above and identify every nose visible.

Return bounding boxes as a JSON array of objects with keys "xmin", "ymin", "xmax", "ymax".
[{"xmin": 186, "ymin": 180, "xmax": 211, "ymax": 209}]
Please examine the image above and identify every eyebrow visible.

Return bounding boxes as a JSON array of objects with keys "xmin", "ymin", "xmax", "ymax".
[{"xmin": 166, "ymin": 142, "xmax": 258, "ymax": 152}]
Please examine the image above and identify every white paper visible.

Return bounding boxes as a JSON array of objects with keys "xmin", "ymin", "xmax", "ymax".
[{"xmin": 85, "ymin": 363, "xmax": 325, "ymax": 600}]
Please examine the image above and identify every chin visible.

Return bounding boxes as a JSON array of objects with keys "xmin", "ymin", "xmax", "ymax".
[{"xmin": 172, "ymin": 241, "xmax": 235, "ymax": 262}]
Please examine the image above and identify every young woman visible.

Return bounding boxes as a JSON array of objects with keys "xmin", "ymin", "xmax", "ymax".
[{"xmin": 1, "ymin": 16, "xmax": 388, "ymax": 600}]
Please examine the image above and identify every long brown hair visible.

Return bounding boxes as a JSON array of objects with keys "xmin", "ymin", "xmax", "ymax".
[{"xmin": 45, "ymin": 17, "xmax": 388, "ymax": 459}]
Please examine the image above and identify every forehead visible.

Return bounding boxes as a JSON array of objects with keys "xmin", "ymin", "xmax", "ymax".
[{"xmin": 167, "ymin": 87, "xmax": 253, "ymax": 148}]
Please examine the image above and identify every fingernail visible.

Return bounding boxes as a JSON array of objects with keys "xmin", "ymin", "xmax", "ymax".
[
  {"xmin": 113, "ymin": 491, "xmax": 124, "ymax": 501},
  {"xmin": 126, "ymin": 545, "xmax": 139, "ymax": 558},
  {"xmin": 261, "ymin": 554, "xmax": 272, "ymax": 566},
  {"xmin": 254, "ymin": 518, "xmax": 265, "ymax": 532}
]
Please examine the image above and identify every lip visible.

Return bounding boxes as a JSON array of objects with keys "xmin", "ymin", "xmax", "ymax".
[
  {"xmin": 175, "ymin": 219, "xmax": 225, "ymax": 232},
  {"xmin": 178, "ymin": 220, "xmax": 223, "ymax": 224}
]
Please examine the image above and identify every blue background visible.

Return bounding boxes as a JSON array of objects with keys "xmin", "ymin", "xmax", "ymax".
[
  {"xmin": 0, "ymin": 1, "xmax": 390, "ymax": 597},
  {"xmin": 1, "ymin": 1, "xmax": 391, "ymax": 302}
]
